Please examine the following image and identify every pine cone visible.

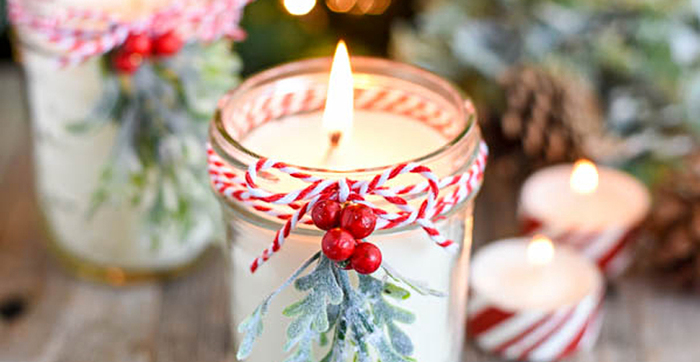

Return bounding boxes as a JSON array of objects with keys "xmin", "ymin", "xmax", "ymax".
[
  {"xmin": 485, "ymin": 65, "xmax": 603, "ymax": 171},
  {"xmin": 647, "ymin": 152, "xmax": 700, "ymax": 291}
]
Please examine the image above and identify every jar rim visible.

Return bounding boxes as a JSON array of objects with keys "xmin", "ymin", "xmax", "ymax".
[{"xmin": 209, "ymin": 56, "xmax": 481, "ymax": 176}]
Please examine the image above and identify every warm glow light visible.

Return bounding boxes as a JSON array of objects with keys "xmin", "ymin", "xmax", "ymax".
[
  {"xmin": 327, "ymin": 0, "xmax": 390, "ymax": 14},
  {"xmin": 326, "ymin": 0, "xmax": 356, "ymax": 13},
  {"xmin": 322, "ymin": 40, "xmax": 354, "ymax": 141},
  {"xmin": 527, "ymin": 235, "xmax": 555, "ymax": 266},
  {"xmin": 570, "ymin": 159, "xmax": 599, "ymax": 195},
  {"xmin": 283, "ymin": 0, "xmax": 316, "ymax": 16}
]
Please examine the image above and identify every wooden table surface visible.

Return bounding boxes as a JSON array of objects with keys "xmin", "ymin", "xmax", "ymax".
[{"xmin": 0, "ymin": 63, "xmax": 698, "ymax": 362}]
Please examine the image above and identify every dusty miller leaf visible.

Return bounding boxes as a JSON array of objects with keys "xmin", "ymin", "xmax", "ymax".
[
  {"xmin": 236, "ymin": 252, "xmax": 321, "ymax": 360},
  {"xmin": 384, "ymin": 282, "xmax": 411, "ymax": 300},
  {"xmin": 241, "ymin": 255, "xmax": 444, "ymax": 361},
  {"xmin": 383, "ymin": 263, "xmax": 447, "ymax": 297},
  {"xmin": 65, "ymin": 41, "xmax": 241, "ymax": 247},
  {"xmin": 282, "ymin": 256, "xmax": 344, "ymax": 359},
  {"xmin": 359, "ymin": 275, "xmax": 416, "ymax": 357}
]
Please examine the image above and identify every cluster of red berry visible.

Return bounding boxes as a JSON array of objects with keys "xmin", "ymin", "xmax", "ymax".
[
  {"xmin": 112, "ymin": 31, "xmax": 184, "ymax": 74},
  {"xmin": 311, "ymin": 200, "xmax": 383, "ymax": 274}
]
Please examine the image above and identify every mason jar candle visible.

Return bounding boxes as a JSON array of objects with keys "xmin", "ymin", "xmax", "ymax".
[
  {"xmin": 11, "ymin": 0, "xmax": 248, "ymax": 283},
  {"xmin": 208, "ymin": 44, "xmax": 487, "ymax": 362}
]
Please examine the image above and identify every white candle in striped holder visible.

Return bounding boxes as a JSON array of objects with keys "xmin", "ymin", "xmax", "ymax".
[
  {"xmin": 467, "ymin": 237, "xmax": 604, "ymax": 362},
  {"xmin": 519, "ymin": 160, "xmax": 650, "ymax": 277}
]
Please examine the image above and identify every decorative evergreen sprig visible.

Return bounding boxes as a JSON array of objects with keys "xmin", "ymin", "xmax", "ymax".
[
  {"xmin": 238, "ymin": 254, "xmax": 436, "ymax": 362},
  {"xmin": 67, "ymin": 40, "xmax": 241, "ymax": 246},
  {"xmin": 237, "ymin": 252, "xmax": 324, "ymax": 360}
]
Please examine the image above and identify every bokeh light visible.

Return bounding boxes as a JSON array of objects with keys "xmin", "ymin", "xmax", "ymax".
[
  {"xmin": 326, "ymin": 0, "xmax": 390, "ymax": 14},
  {"xmin": 283, "ymin": 0, "xmax": 316, "ymax": 16}
]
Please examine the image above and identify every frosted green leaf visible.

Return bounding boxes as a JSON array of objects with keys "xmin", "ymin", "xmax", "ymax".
[
  {"xmin": 64, "ymin": 40, "xmax": 241, "ymax": 248},
  {"xmin": 384, "ymin": 282, "xmax": 411, "ymax": 300},
  {"xmin": 236, "ymin": 252, "xmax": 321, "ymax": 360},
  {"xmin": 236, "ymin": 304, "xmax": 265, "ymax": 360},
  {"xmin": 239, "ymin": 253, "xmax": 444, "ymax": 361},
  {"xmin": 383, "ymin": 263, "xmax": 447, "ymax": 297},
  {"xmin": 283, "ymin": 256, "xmax": 343, "ymax": 355}
]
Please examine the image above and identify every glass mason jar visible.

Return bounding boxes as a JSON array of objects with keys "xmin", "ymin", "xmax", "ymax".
[
  {"xmin": 13, "ymin": 3, "xmax": 240, "ymax": 283},
  {"xmin": 209, "ymin": 57, "xmax": 485, "ymax": 362}
]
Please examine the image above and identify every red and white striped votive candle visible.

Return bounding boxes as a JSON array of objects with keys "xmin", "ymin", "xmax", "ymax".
[
  {"xmin": 519, "ymin": 160, "xmax": 650, "ymax": 277},
  {"xmin": 467, "ymin": 237, "xmax": 605, "ymax": 362}
]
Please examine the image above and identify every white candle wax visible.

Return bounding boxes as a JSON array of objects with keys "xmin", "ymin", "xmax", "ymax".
[
  {"xmin": 471, "ymin": 239, "xmax": 601, "ymax": 312},
  {"xmin": 520, "ymin": 164, "xmax": 650, "ymax": 230},
  {"xmin": 229, "ymin": 110, "xmax": 468, "ymax": 362},
  {"xmin": 36, "ymin": 0, "xmax": 173, "ymax": 18},
  {"xmin": 468, "ymin": 238, "xmax": 604, "ymax": 361},
  {"xmin": 243, "ymin": 111, "xmax": 446, "ymax": 170}
]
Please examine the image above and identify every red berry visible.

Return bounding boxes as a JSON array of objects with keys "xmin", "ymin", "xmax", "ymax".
[
  {"xmin": 350, "ymin": 242, "xmax": 382, "ymax": 274},
  {"xmin": 122, "ymin": 33, "xmax": 152, "ymax": 56},
  {"xmin": 112, "ymin": 51, "xmax": 143, "ymax": 74},
  {"xmin": 153, "ymin": 31, "xmax": 184, "ymax": 56},
  {"xmin": 322, "ymin": 228, "xmax": 356, "ymax": 262},
  {"xmin": 312, "ymin": 200, "xmax": 342, "ymax": 230},
  {"xmin": 340, "ymin": 204, "xmax": 377, "ymax": 239}
]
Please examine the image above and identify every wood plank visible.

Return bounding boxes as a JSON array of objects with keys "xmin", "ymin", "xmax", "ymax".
[
  {"xmin": 0, "ymin": 64, "xmax": 26, "ymax": 178},
  {"xmin": 0, "ymin": 62, "xmax": 163, "ymax": 362},
  {"xmin": 473, "ymin": 167, "xmax": 522, "ymax": 249},
  {"xmin": 154, "ymin": 250, "xmax": 231, "ymax": 362}
]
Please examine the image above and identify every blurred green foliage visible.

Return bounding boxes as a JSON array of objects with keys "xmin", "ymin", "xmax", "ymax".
[
  {"xmin": 392, "ymin": 0, "xmax": 700, "ymax": 176},
  {"xmin": 237, "ymin": 0, "xmax": 414, "ymax": 75}
]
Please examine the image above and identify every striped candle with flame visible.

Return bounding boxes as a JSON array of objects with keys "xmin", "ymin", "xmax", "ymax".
[
  {"xmin": 467, "ymin": 237, "xmax": 604, "ymax": 362},
  {"xmin": 519, "ymin": 161, "xmax": 650, "ymax": 277}
]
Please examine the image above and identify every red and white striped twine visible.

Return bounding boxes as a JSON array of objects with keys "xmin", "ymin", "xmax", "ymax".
[
  {"xmin": 467, "ymin": 285, "xmax": 605, "ymax": 362},
  {"xmin": 208, "ymin": 87, "xmax": 488, "ymax": 272},
  {"xmin": 8, "ymin": 0, "xmax": 251, "ymax": 66},
  {"xmin": 521, "ymin": 216, "xmax": 641, "ymax": 278}
]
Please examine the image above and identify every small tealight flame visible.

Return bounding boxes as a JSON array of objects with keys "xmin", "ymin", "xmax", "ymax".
[
  {"xmin": 527, "ymin": 235, "xmax": 555, "ymax": 266},
  {"xmin": 283, "ymin": 0, "xmax": 316, "ymax": 16},
  {"xmin": 322, "ymin": 40, "xmax": 354, "ymax": 145},
  {"xmin": 570, "ymin": 159, "xmax": 599, "ymax": 195}
]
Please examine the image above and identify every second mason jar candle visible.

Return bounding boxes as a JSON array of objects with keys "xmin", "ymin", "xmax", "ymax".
[
  {"xmin": 208, "ymin": 44, "xmax": 486, "ymax": 362},
  {"xmin": 12, "ymin": 0, "xmax": 249, "ymax": 282}
]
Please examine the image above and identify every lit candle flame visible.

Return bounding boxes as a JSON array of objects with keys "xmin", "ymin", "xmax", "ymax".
[
  {"xmin": 322, "ymin": 40, "xmax": 354, "ymax": 146},
  {"xmin": 527, "ymin": 235, "xmax": 555, "ymax": 266},
  {"xmin": 570, "ymin": 159, "xmax": 599, "ymax": 195}
]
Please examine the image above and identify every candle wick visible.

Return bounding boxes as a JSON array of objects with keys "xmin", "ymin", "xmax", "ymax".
[
  {"xmin": 329, "ymin": 132, "xmax": 342, "ymax": 147},
  {"xmin": 322, "ymin": 132, "xmax": 343, "ymax": 165}
]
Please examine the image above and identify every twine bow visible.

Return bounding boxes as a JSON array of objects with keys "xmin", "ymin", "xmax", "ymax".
[
  {"xmin": 208, "ymin": 141, "xmax": 488, "ymax": 272},
  {"xmin": 8, "ymin": 0, "xmax": 251, "ymax": 67}
]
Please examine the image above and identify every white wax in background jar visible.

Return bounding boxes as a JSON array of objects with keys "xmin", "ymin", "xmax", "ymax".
[
  {"xmin": 468, "ymin": 238, "xmax": 604, "ymax": 362},
  {"xmin": 520, "ymin": 164, "xmax": 649, "ymax": 231},
  {"xmin": 471, "ymin": 239, "xmax": 600, "ymax": 311},
  {"xmin": 36, "ymin": 0, "xmax": 173, "ymax": 18},
  {"xmin": 24, "ymin": 41, "xmax": 213, "ymax": 273},
  {"xmin": 18, "ymin": 0, "xmax": 215, "ymax": 275},
  {"xmin": 519, "ymin": 163, "xmax": 650, "ymax": 276}
]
